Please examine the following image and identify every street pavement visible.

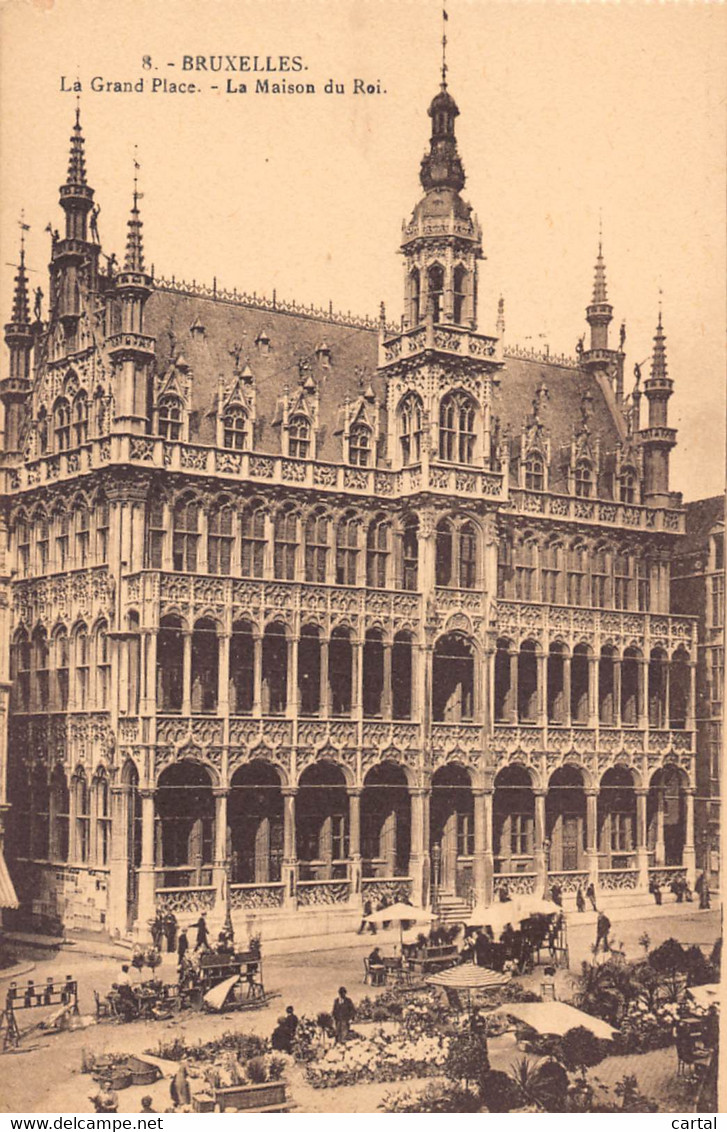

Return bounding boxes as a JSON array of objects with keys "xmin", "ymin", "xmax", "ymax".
[{"xmin": 0, "ymin": 903, "xmax": 719, "ymax": 1114}]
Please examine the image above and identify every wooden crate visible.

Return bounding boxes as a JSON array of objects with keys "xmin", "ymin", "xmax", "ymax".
[{"xmin": 215, "ymin": 1081, "xmax": 289, "ymax": 1112}]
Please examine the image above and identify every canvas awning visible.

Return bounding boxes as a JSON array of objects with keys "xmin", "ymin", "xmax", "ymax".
[
  {"xmin": 489, "ymin": 1001, "xmax": 617, "ymax": 1040},
  {"xmin": 0, "ymin": 852, "xmax": 18, "ymax": 910},
  {"xmin": 427, "ymin": 965, "xmax": 511, "ymax": 990}
]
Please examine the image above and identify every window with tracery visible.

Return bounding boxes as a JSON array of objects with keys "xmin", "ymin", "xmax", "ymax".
[
  {"xmin": 54, "ymin": 398, "xmax": 71, "ymax": 451},
  {"xmin": 525, "ymin": 454, "xmax": 545, "ymax": 491},
  {"xmin": 274, "ymin": 507, "xmax": 298, "ymax": 580},
  {"xmin": 305, "ymin": 510, "xmax": 329, "ymax": 583},
  {"xmin": 172, "ymin": 496, "xmax": 200, "ymax": 572},
  {"xmin": 618, "ymin": 467, "xmax": 637, "ymax": 504},
  {"xmin": 574, "ymin": 459, "xmax": 594, "ymax": 498},
  {"xmin": 158, "ymin": 395, "xmax": 183, "ymax": 441},
  {"xmin": 366, "ymin": 516, "xmax": 390, "ymax": 588},
  {"xmin": 335, "ymin": 514, "xmax": 359, "ymax": 586},
  {"xmin": 289, "ymin": 415, "xmax": 311, "ymax": 459},
  {"xmin": 223, "ymin": 406, "xmax": 247, "ymax": 450},
  {"xmin": 73, "ymin": 391, "xmax": 89, "ymax": 446},
  {"xmin": 208, "ymin": 503, "xmax": 234, "ymax": 575},
  {"xmin": 147, "ymin": 498, "xmax": 165, "ymax": 568},
  {"xmin": 241, "ymin": 507, "xmax": 266, "ymax": 578},
  {"xmin": 349, "ymin": 423, "xmax": 372, "ymax": 467},
  {"xmin": 439, "ymin": 391, "xmax": 476, "ymax": 464},
  {"xmin": 399, "ymin": 393, "xmax": 423, "ymax": 466}
]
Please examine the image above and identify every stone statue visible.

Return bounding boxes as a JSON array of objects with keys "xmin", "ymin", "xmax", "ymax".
[
  {"xmin": 575, "ymin": 335, "xmax": 585, "ymax": 357},
  {"xmin": 33, "ymin": 287, "xmax": 43, "ymax": 322},
  {"xmin": 633, "ymin": 362, "xmax": 641, "ymax": 385},
  {"xmin": 90, "ymin": 204, "xmax": 101, "ymax": 244},
  {"xmin": 619, "ymin": 321, "xmax": 626, "ymax": 349}
]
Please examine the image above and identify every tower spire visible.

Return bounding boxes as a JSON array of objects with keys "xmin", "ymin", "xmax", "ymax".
[
  {"xmin": 585, "ymin": 228, "xmax": 612, "ymax": 351},
  {"xmin": 441, "ymin": 5, "xmax": 449, "ymax": 89},
  {"xmin": 66, "ymin": 99, "xmax": 87, "ymax": 187},
  {"xmin": 124, "ymin": 151, "xmax": 145, "ymax": 273},
  {"xmin": 11, "ymin": 215, "xmax": 31, "ymax": 326}
]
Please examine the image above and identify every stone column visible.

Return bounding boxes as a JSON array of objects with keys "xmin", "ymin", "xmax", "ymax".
[
  {"xmin": 563, "ymin": 654, "xmax": 572, "ymax": 727},
  {"xmin": 613, "ymin": 657, "xmax": 622, "ymax": 728},
  {"xmin": 348, "ymin": 787, "xmax": 362, "ymax": 904},
  {"xmin": 588, "ymin": 654, "xmax": 598, "ymax": 728},
  {"xmin": 286, "ymin": 635, "xmax": 298, "ymax": 717},
  {"xmin": 683, "ymin": 787, "xmax": 696, "ymax": 885},
  {"xmin": 687, "ymin": 663, "xmax": 697, "ymax": 731},
  {"xmin": 212, "ymin": 787, "xmax": 229, "ymax": 923},
  {"xmin": 351, "ymin": 639, "xmax": 362, "ymax": 715},
  {"xmin": 136, "ymin": 788, "xmax": 156, "ymax": 939},
  {"xmin": 638, "ymin": 659, "xmax": 648, "ymax": 728},
  {"xmin": 533, "ymin": 790, "xmax": 547, "ymax": 895},
  {"xmin": 182, "ymin": 632, "xmax": 192, "ymax": 717},
  {"xmin": 585, "ymin": 788, "xmax": 599, "ymax": 887},
  {"xmin": 409, "ymin": 785, "xmax": 431, "ymax": 907},
  {"xmin": 108, "ymin": 784, "xmax": 130, "ymax": 936},
  {"xmin": 382, "ymin": 643, "xmax": 393, "ymax": 719},
  {"xmin": 217, "ymin": 633, "xmax": 230, "ymax": 717},
  {"xmin": 472, "ymin": 788, "xmax": 492, "ymax": 906},
  {"xmin": 320, "ymin": 637, "xmax": 330, "ymax": 718},
  {"xmin": 509, "ymin": 648, "xmax": 518, "ymax": 722},
  {"xmin": 281, "ymin": 787, "xmax": 298, "ymax": 908},
  {"xmin": 536, "ymin": 653, "xmax": 547, "ymax": 727},
  {"xmin": 635, "ymin": 787, "xmax": 650, "ymax": 890}
]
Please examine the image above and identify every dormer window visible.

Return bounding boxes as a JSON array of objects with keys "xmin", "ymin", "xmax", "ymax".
[
  {"xmin": 316, "ymin": 342, "xmax": 331, "ymax": 367},
  {"xmin": 525, "ymin": 454, "xmax": 545, "ymax": 492},
  {"xmin": 289, "ymin": 415, "xmax": 311, "ymax": 459},
  {"xmin": 575, "ymin": 459, "xmax": 593, "ymax": 498},
  {"xmin": 618, "ymin": 467, "xmax": 637, "ymax": 504},
  {"xmin": 158, "ymin": 395, "xmax": 183, "ymax": 441},
  {"xmin": 349, "ymin": 423, "xmax": 371, "ymax": 467},
  {"xmin": 223, "ymin": 406, "xmax": 247, "ymax": 450},
  {"xmin": 439, "ymin": 391, "xmax": 476, "ymax": 464},
  {"xmin": 255, "ymin": 330, "xmax": 271, "ymax": 356}
]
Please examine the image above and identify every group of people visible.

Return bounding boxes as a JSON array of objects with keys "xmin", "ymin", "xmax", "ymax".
[
  {"xmin": 270, "ymin": 1005, "xmax": 300, "ymax": 1052},
  {"xmin": 648, "ymin": 870, "xmax": 711, "ymax": 908},
  {"xmin": 150, "ymin": 911, "xmax": 179, "ymax": 954}
]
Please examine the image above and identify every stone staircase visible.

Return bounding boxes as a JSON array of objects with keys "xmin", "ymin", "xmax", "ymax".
[{"xmin": 435, "ymin": 893, "xmax": 472, "ymax": 924}]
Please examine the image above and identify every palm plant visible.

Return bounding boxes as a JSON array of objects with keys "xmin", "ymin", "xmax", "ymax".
[{"xmin": 508, "ymin": 1056, "xmax": 568, "ymax": 1112}]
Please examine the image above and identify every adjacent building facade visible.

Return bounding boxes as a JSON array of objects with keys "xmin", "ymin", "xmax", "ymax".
[
  {"xmin": 0, "ymin": 82, "xmax": 699, "ymax": 940},
  {"xmin": 672, "ymin": 496, "xmax": 724, "ymax": 890}
]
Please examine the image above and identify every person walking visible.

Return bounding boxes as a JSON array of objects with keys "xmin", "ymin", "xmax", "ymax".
[
  {"xmin": 357, "ymin": 899, "xmax": 376, "ymax": 935},
  {"xmin": 332, "ymin": 986, "xmax": 356, "ymax": 1043},
  {"xmin": 696, "ymin": 870, "xmax": 711, "ymax": 910},
  {"xmin": 150, "ymin": 912, "xmax": 164, "ymax": 952},
  {"xmin": 177, "ymin": 928, "xmax": 189, "ymax": 968},
  {"xmin": 671, "ymin": 876, "xmax": 684, "ymax": 903},
  {"xmin": 550, "ymin": 882, "xmax": 563, "ymax": 907},
  {"xmin": 193, "ymin": 913, "xmax": 210, "ymax": 951},
  {"xmin": 585, "ymin": 881, "xmax": 597, "ymax": 911},
  {"xmin": 649, "ymin": 877, "xmax": 662, "ymax": 905},
  {"xmin": 163, "ymin": 911, "xmax": 178, "ymax": 953},
  {"xmin": 284, "ymin": 1004, "xmax": 299, "ymax": 1041},
  {"xmin": 575, "ymin": 884, "xmax": 586, "ymax": 913},
  {"xmin": 595, "ymin": 910, "xmax": 611, "ymax": 953},
  {"xmin": 170, "ymin": 1063, "xmax": 191, "ymax": 1107}
]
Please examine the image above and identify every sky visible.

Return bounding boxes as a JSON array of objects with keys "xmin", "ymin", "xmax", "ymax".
[{"xmin": 1, "ymin": 0, "xmax": 724, "ymax": 501}]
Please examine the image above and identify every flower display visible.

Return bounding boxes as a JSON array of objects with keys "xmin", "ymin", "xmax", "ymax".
[{"xmin": 305, "ymin": 1026, "xmax": 450, "ymax": 1089}]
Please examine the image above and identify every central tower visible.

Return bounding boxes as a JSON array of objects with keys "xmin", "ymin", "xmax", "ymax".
[{"xmin": 401, "ymin": 80, "xmax": 483, "ymax": 330}]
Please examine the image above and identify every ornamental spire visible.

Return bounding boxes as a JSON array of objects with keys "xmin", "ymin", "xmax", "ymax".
[
  {"xmin": 10, "ymin": 215, "xmax": 31, "ymax": 326},
  {"xmin": 592, "ymin": 237, "xmax": 608, "ymax": 305},
  {"xmin": 650, "ymin": 304, "xmax": 668, "ymax": 382},
  {"xmin": 124, "ymin": 153, "xmax": 145, "ymax": 273},
  {"xmin": 66, "ymin": 100, "xmax": 87, "ymax": 187}
]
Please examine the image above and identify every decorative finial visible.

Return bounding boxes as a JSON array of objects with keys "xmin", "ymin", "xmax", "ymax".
[
  {"xmin": 496, "ymin": 294, "xmax": 505, "ymax": 337},
  {"xmin": 441, "ymin": 5, "xmax": 449, "ymax": 89},
  {"xmin": 18, "ymin": 211, "xmax": 30, "ymax": 257},
  {"xmin": 123, "ymin": 149, "xmax": 145, "ymax": 272}
]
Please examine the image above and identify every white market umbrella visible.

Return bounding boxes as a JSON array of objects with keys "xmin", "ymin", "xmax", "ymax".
[
  {"xmin": 467, "ymin": 902, "xmax": 520, "ymax": 937},
  {"xmin": 489, "ymin": 1001, "xmax": 617, "ymax": 1040},
  {"xmin": 427, "ymin": 963, "xmax": 511, "ymax": 1013},
  {"xmin": 365, "ymin": 902, "xmax": 435, "ymax": 949}
]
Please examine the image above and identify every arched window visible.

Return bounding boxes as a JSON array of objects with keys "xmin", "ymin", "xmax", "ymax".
[
  {"xmin": 591, "ymin": 546, "xmax": 609, "ymax": 608},
  {"xmin": 289, "ymin": 415, "xmax": 311, "ymax": 459},
  {"xmin": 541, "ymin": 540, "xmax": 562, "ymax": 604},
  {"xmin": 547, "ymin": 642, "xmax": 568, "ymax": 724},
  {"xmin": 74, "ymin": 500, "xmax": 90, "ymax": 567},
  {"xmin": 38, "ymin": 407, "xmax": 48, "ymax": 454},
  {"xmin": 335, "ymin": 513, "xmax": 359, "ymax": 586},
  {"xmin": 223, "ymin": 406, "xmax": 247, "ymax": 450},
  {"xmin": 669, "ymin": 647, "xmax": 690, "ymax": 730},
  {"xmin": 399, "ymin": 393, "xmax": 423, "ymax": 466},
  {"xmin": 157, "ymin": 615, "xmax": 184, "ymax": 712},
  {"xmin": 637, "ymin": 558, "xmax": 651, "ymax": 612},
  {"xmin": 392, "ymin": 631, "xmax": 413, "ymax": 719},
  {"xmin": 494, "ymin": 639, "xmax": 515, "ymax": 722},
  {"xmin": 618, "ymin": 467, "xmax": 637, "ymax": 504},
  {"xmin": 54, "ymin": 628, "xmax": 69, "ymax": 710},
  {"xmin": 453, "ymin": 265, "xmax": 467, "ymax": 324},
  {"xmin": 525, "ymin": 454, "xmax": 545, "ymax": 491},
  {"xmin": 410, "ymin": 269, "xmax": 421, "ymax": 324},
  {"xmin": 51, "ymin": 766, "xmax": 69, "ymax": 862},
  {"xmin": 599, "ymin": 645, "xmax": 617, "ymax": 725},
  {"xmin": 649, "ymin": 648, "xmax": 668, "ymax": 728},
  {"xmin": 31, "ymin": 765, "xmax": 50, "ymax": 859},
  {"xmin": 158, "ymin": 395, "xmax": 183, "ymax": 441},
  {"xmin": 366, "ymin": 516, "xmax": 390, "ymax": 588},
  {"xmin": 15, "ymin": 517, "xmax": 29, "ymax": 577},
  {"xmin": 36, "ymin": 511, "xmax": 50, "ymax": 574},
  {"xmin": 241, "ymin": 506, "xmax": 266, "ymax": 578},
  {"xmin": 73, "ymin": 391, "xmax": 88, "ymax": 446},
  {"xmin": 401, "ymin": 515, "xmax": 419, "ymax": 591},
  {"xmin": 571, "ymin": 643, "xmax": 591, "ymax": 724},
  {"xmin": 439, "ymin": 391, "xmax": 476, "ymax": 464},
  {"xmin": 55, "ymin": 509, "xmax": 70, "ymax": 570},
  {"xmin": 614, "ymin": 553, "xmax": 632, "ymax": 610},
  {"xmin": 273, "ymin": 506, "xmax": 298, "ymax": 580},
  {"xmin": 94, "ymin": 770, "xmax": 111, "ymax": 866},
  {"xmin": 435, "ymin": 519, "xmax": 453, "ymax": 586},
  {"xmin": 73, "ymin": 769, "xmax": 90, "ymax": 863},
  {"xmin": 95, "ymin": 495, "xmax": 109, "ymax": 563},
  {"xmin": 208, "ymin": 501, "xmax": 234, "ymax": 575},
  {"xmin": 514, "ymin": 538, "xmax": 536, "ymax": 600},
  {"xmin": 172, "ymin": 495, "xmax": 200, "ymax": 572},
  {"xmin": 12, "ymin": 630, "xmax": 30, "ymax": 712},
  {"xmin": 191, "ymin": 618, "xmax": 219, "ymax": 714},
  {"xmin": 54, "ymin": 398, "xmax": 71, "ymax": 451},
  {"xmin": 146, "ymin": 497, "xmax": 166, "ymax": 569},
  {"xmin": 95, "ymin": 622, "xmax": 110, "ymax": 709},
  {"xmin": 566, "ymin": 542, "xmax": 588, "ymax": 606},
  {"xmin": 75, "ymin": 625, "xmax": 89, "ymax": 709},
  {"xmin": 518, "ymin": 641, "xmax": 539, "ymax": 722},
  {"xmin": 229, "ymin": 620, "xmax": 254, "ymax": 713},
  {"xmin": 349, "ymin": 423, "xmax": 372, "ymax": 467},
  {"xmin": 262, "ymin": 622, "xmax": 287, "ymax": 714},
  {"xmin": 329, "ymin": 626, "xmax": 353, "ymax": 716},
  {"xmin": 621, "ymin": 646, "xmax": 641, "ymax": 725},
  {"xmin": 427, "ymin": 264, "xmax": 444, "ymax": 322},
  {"xmin": 459, "ymin": 521, "xmax": 477, "ymax": 588},
  {"xmin": 433, "ymin": 634, "xmax": 475, "ymax": 721},
  {"xmin": 298, "ymin": 624, "xmax": 321, "ymax": 716},
  {"xmin": 574, "ymin": 459, "xmax": 593, "ymax": 498},
  {"xmin": 33, "ymin": 627, "xmax": 50, "ymax": 711},
  {"xmin": 305, "ymin": 509, "xmax": 329, "ymax": 583},
  {"xmin": 363, "ymin": 629, "xmax": 385, "ymax": 717}
]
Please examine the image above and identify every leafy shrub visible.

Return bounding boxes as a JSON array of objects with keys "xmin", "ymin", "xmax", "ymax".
[
  {"xmin": 710, "ymin": 937, "xmax": 721, "ymax": 975},
  {"xmin": 245, "ymin": 1056, "xmax": 268, "ymax": 1084},
  {"xmin": 148, "ymin": 1031, "xmax": 267, "ymax": 1064},
  {"xmin": 683, "ymin": 945, "xmax": 714, "ymax": 986},
  {"xmin": 558, "ymin": 1027, "xmax": 610, "ymax": 1073},
  {"xmin": 648, "ymin": 938, "xmax": 687, "ymax": 977},
  {"xmin": 613, "ymin": 1074, "xmax": 658, "ymax": 1112},
  {"xmin": 509, "ymin": 1056, "xmax": 569, "ymax": 1112},
  {"xmin": 267, "ymin": 1055, "xmax": 287, "ymax": 1082},
  {"xmin": 444, "ymin": 1030, "xmax": 489, "ymax": 1092},
  {"xmin": 479, "ymin": 1069, "xmax": 524, "ymax": 1112}
]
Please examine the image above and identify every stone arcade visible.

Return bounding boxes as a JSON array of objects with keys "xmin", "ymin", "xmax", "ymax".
[{"xmin": 0, "ymin": 82, "xmax": 697, "ymax": 941}]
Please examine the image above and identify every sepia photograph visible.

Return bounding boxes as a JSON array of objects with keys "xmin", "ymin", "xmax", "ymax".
[{"xmin": 0, "ymin": 0, "xmax": 724, "ymax": 1115}]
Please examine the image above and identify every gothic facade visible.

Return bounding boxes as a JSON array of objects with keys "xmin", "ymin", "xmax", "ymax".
[{"xmin": 0, "ymin": 85, "xmax": 698, "ymax": 939}]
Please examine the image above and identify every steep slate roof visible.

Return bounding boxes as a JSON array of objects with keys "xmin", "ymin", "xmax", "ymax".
[
  {"xmin": 144, "ymin": 287, "xmax": 624, "ymax": 470},
  {"xmin": 682, "ymin": 496, "xmax": 725, "ymax": 549}
]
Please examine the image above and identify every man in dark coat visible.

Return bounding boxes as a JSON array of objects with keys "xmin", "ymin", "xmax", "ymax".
[
  {"xmin": 649, "ymin": 877, "xmax": 662, "ymax": 905},
  {"xmin": 595, "ymin": 911, "xmax": 611, "ymax": 952},
  {"xmin": 696, "ymin": 870, "xmax": 711, "ymax": 910},
  {"xmin": 193, "ymin": 913, "xmax": 210, "ymax": 951},
  {"xmin": 575, "ymin": 885, "xmax": 586, "ymax": 913},
  {"xmin": 585, "ymin": 881, "xmax": 597, "ymax": 911},
  {"xmin": 163, "ymin": 911, "xmax": 178, "ymax": 953},
  {"xmin": 177, "ymin": 929, "xmax": 189, "ymax": 967},
  {"xmin": 357, "ymin": 899, "xmax": 376, "ymax": 935},
  {"xmin": 332, "ymin": 986, "xmax": 355, "ymax": 1043}
]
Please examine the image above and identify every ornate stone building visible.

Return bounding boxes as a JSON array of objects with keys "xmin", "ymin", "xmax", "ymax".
[
  {"xmin": 1, "ymin": 82, "xmax": 698, "ymax": 940},
  {"xmin": 671, "ymin": 496, "xmax": 724, "ymax": 890}
]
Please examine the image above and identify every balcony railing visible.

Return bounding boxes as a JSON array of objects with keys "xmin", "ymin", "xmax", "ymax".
[{"xmin": 507, "ymin": 486, "xmax": 685, "ymax": 533}]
